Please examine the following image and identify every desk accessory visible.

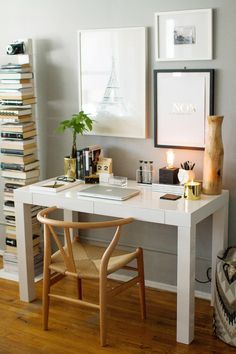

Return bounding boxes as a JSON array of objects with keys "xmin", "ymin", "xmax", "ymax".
[
  {"xmin": 202, "ymin": 115, "xmax": 224, "ymax": 195},
  {"xmin": 99, "ymin": 172, "xmax": 113, "ymax": 183},
  {"xmin": 108, "ymin": 176, "xmax": 127, "ymax": 187},
  {"xmin": 29, "ymin": 176, "xmax": 82, "ymax": 193},
  {"xmin": 160, "ymin": 194, "xmax": 182, "ymax": 201},
  {"xmin": 97, "ymin": 157, "xmax": 112, "ymax": 174},
  {"xmin": 136, "ymin": 160, "xmax": 153, "ymax": 184},
  {"xmin": 178, "ymin": 160, "xmax": 195, "ymax": 185},
  {"xmin": 159, "ymin": 150, "xmax": 179, "ymax": 184},
  {"xmin": 77, "ymin": 185, "xmax": 140, "ymax": 201},
  {"xmin": 84, "ymin": 175, "xmax": 99, "ymax": 184},
  {"xmin": 184, "ymin": 181, "xmax": 201, "ymax": 200},
  {"xmin": 56, "ymin": 111, "xmax": 94, "ymax": 179},
  {"xmin": 76, "ymin": 145, "xmax": 102, "ymax": 180}
]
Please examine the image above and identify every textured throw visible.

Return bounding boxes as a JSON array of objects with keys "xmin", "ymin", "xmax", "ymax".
[{"xmin": 213, "ymin": 247, "xmax": 236, "ymax": 346}]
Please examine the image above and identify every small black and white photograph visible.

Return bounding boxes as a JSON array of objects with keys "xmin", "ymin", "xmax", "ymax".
[{"xmin": 174, "ymin": 26, "xmax": 196, "ymax": 45}]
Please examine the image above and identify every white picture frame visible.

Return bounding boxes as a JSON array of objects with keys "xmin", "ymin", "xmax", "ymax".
[
  {"xmin": 78, "ymin": 27, "xmax": 147, "ymax": 138},
  {"xmin": 155, "ymin": 9, "xmax": 213, "ymax": 61},
  {"xmin": 154, "ymin": 69, "xmax": 214, "ymax": 150}
]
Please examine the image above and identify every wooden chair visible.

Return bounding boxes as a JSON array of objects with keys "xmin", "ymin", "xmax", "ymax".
[{"xmin": 37, "ymin": 206, "xmax": 146, "ymax": 346}]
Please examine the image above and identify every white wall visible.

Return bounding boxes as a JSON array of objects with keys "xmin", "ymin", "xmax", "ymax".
[{"xmin": 0, "ymin": 0, "xmax": 236, "ymax": 293}]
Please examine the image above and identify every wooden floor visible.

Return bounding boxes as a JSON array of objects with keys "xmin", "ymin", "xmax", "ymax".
[{"xmin": 0, "ymin": 263, "xmax": 234, "ymax": 354}]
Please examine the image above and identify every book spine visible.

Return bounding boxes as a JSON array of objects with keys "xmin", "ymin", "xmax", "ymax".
[
  {"xmin": 83, "ymin": 148, "xmax": 90, "ymax": 177},
  {"xmin": 1, "ymin": 148, "xmax": 24, "ymax": 155},
  {"xmin": 1, "ymin": 132, "xmax": 23, "ymax": 139},
  {"xmin": 76, "ymin": 149, "xmax": 84, "ymax": 180},
  {"xmin": 1, "ymin": 162, "xmax": 24, "ymax": 171},
  {"xmin": 6, "ymin": 238, "xmax": 17, "ymax": 247}
]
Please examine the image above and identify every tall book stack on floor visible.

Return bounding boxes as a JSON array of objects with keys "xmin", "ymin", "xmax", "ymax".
[{"xmin": 0, "ymin": 39, "xmax": 43, "ymax": 279}]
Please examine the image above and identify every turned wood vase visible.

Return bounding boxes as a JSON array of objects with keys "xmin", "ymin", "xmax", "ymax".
[{"xmin": 202, "ymin": 115, "xmax": 224, "ymax": 195}]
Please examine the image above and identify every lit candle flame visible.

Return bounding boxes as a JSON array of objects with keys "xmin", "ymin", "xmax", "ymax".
[{"xmin": 166, "ymin": 149, "xmax": 175, "ymax": 169}]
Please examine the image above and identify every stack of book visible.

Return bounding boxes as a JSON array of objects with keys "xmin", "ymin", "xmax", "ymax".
[
  {"xmin": 77, "ymin": 145, "xmax": 102, "ymax": 180},
  {"xmin": 0, "ymin": 39, "xmax": 42, "ymax": 278}
]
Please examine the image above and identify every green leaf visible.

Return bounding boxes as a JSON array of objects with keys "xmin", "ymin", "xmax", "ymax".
[{"xmin": 56, "ymin": 110, "xmax": 94, "ymax": 149}]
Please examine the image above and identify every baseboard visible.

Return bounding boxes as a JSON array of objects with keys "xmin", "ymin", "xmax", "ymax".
[
  {"xmin": 0, "ymin": 268, "xmax": 43, "ymax": 283},
  {"xmin": 109, "ymin": 273, "xmax": 211, "ymax": 301}
]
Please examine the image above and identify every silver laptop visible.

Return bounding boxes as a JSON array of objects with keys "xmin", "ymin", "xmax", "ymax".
[{"xmin": 77, "ymin": 185, "xmax": 140, "ymax": 201}]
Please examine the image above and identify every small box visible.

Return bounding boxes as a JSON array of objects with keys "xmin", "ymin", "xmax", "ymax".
[
  {"xmin": 84, "ymin": 175, "xmax": 100, "ymax": 184},
  {"xmin": 159, "ymin": 167, "xmax": 179, "ymax": 185},
  {"xmin": 109, "ymin": 176, "xmax": 127, "ymax": 187},
  {"xmin": 98, "ymin": 173, "xmax": 113, "ymax": 183}
]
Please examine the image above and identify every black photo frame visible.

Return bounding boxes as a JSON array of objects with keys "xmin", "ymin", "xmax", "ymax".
[{"xmin": 154, "ymin": 69, "xmax": 214, "ymax": 150}]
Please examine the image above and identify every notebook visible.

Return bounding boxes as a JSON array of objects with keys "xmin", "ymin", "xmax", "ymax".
[{"xmin": 77, "ymin": 185, "xmax": 140, "ymax": 201}]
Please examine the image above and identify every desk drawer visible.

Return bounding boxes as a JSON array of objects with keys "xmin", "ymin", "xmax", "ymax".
[{"xmin": 94, "ymin": 202, "xmax": 164, "ymax": 223}]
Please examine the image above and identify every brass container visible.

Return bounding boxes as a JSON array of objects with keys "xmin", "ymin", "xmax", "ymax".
[
  {"xmin": 184, "ymin": 181, "xmax": 201, "ymax": 200},
  {"xmin": 64, "ymin": 157, "xmax": 76, "ymax": 179}
]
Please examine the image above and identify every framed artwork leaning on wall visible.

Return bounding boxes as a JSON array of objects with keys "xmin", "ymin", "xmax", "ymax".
[{"xmin": 153, "ymin": 69, "xmax": 214, "ymax": 150}]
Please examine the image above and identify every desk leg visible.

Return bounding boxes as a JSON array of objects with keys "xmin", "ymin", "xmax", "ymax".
[
  {"xmin": 15, "ymin": 202, "xmax": 36, "ymax": 302},
  {"xmin": 63, "ymin": 210, "xmax": 78, "ymax": 240},
  {"xmin": 177, "ymin": 225, "xmax": 196, "ymax": 344},
  {"xmin": 211, "ymin": 205, "xmax": 229, "ymax": 305}
]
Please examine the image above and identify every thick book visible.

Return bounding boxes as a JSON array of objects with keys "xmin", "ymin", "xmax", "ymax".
[
  {"xmin": 0, "ymin": 83, "xmax": 33, "ymax": 89},
  {"xmin": 0, "ymin": 114, "xmax": 32, "ymax": 123},
  {"xmin": 6, "ymin": 234, "xmax": 40, "ymax": 248},
  {"xmin": 0, "ymin": 153, "xmax": 36, "ymax": 165},
  {"xmin": 0, "ymin": 63, "xmax": 31, "ymax": 70},
  {"xmin": 0, "ymin": 122, "xmax": 35, "ymax": 132},
  {"xmin": 1, "ymin": 146, "xmax": 37, "ymax": 156},
  {"xmin": 0, "ymin": 72, "xmax": 33, "ymax": 80},
  {"xmin": 4, "ymin": 193, "xmax": 15, "ymax": 201},
  {"xmin": 1, "ymin": 168, "xmax": 40, "ymax": 180},
  {"xmin": 0, "ymin": 87, "xmax": 33, "ymax": 93},
  {"xmin": 1, "ymin": 160, "xmax": 39, "ymax": 172},
  {"xmin": 0, "ymin": 137, "xmax": 36, "ymax": 150},
  {"xmin": 0, "ymin": 97, "xmax": 36, "ymax": 106},
  {"xmin": 0, "ymin": 78, "xmax": 31, "ymax": 84},
  {"xmin": 3, "ymin": 177, "xmax": 39, "ymax": 187},
  {"xmin": 0, "ymin": 108, "xmax": 31, "ymax": 116},
  {"xmin": 1, "ymin": 129, "xmax": 37, "ymax": 140},
  {"xmin": 0, "ymin": 92, "xmax": 34, "ymax": 100},
  {"xmin": 29, "ymin": 176, "xmax": 82, "ymax": 193}
]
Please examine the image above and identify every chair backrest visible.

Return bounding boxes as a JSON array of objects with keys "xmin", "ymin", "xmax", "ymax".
[{"xmin": 37, "ymin": 206, "xmax": 134, "ymax": 273}]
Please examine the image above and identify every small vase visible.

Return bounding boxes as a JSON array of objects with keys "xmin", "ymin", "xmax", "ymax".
[
  {"xmin": 178, "ymin": 169, "xmax": 195, "ymax": 185},
  {"xmin": 64, "ymin": 156, "xmax": 77, "ymax": 179},
  {"xmin": 202, "ymin": 115, "xmax": 224, "ymax": 195}
]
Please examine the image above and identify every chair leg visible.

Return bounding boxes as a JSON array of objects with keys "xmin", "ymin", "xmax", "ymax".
[
  {"xmin": 137, "ymin": 248, "xmax": 146, "ymax": 320},
  {"xmin": 99, "ymin": 274, "xmax": 107, "ymax": 346},
  {"xmin": 77, "ymin": 278, "xmax": 82, "ymax": 300},
  {"xmin": 42, "ymin": 268, "xmax": 50, "ymax": 330}
]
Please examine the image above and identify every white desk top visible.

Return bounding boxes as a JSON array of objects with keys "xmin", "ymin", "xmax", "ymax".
[{"xmin": 15, "ymin": 180, "xmax": 229, "ymax": 228}]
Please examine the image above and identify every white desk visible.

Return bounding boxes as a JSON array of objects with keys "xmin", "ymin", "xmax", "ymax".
[{"xmin": 14, "ymin": 181, "xmax": 229, "ymax": 345}]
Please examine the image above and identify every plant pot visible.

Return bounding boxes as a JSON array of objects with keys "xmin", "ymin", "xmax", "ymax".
[{"xmin": 64, "ymin": 156, "xmax": 77, "ymax": 179}]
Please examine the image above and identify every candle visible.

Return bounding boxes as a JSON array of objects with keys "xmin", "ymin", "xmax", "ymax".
[
  {"xmin": 184, "ymin": 181, "xmax": 201, "ymax": 200},
  {"xmin": 166, "ymin": 149, "xmax": 175, "ymax": 169}
]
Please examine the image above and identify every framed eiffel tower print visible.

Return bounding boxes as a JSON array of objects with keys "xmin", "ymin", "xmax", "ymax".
[{"xmin": 78, "ymin": 27, "xmax": 147, "ymax": 138}]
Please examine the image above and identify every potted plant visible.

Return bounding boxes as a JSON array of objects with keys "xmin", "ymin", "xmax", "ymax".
[{"xmin": 57, "ymin": 111, "xmax": 94, "ymax": 178}]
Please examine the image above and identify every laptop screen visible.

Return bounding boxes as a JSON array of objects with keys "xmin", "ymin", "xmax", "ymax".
[{"xmin": 77, "ymin": 185, "xmax": 140, "ymax": 201}]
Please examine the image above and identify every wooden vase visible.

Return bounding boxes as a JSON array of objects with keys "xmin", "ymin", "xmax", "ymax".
[{"xmin": 202, "ymin": 115, "xmax": 224, "ymax": 195}]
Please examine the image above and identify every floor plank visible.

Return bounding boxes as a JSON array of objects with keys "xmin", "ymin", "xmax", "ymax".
[{"xmin": 0, "ymin": 261, "xmax": 234, "ymax": 353}]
